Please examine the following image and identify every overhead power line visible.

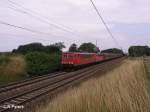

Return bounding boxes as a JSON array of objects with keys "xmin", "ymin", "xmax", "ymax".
[
  {"xmin": 0, "ymin": 20, "xmax": 49, "ymax": 35},
  {"xmin": 7, "ymin": 0, "xmax": 82, "ymax": 37},
  {"xmin": 0, "ymin": 20, "xmax": 65, "ymax": 39},
  {"xmin": 89, "ymin": 0, "xmax": 122, "ymax": 50},
  {"xmin": 0, "ymin": 33, "xmax": 51, "ymax": 41}
]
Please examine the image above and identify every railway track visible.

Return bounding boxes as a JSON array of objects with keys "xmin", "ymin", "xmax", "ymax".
[{"xmin": 0, "ymin": 57, "xmax": 125, "ymax": 112}]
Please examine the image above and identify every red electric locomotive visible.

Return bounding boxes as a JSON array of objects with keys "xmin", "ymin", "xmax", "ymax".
[
  {"xmin": 61, "ymin": 52, "xmax": 105, "ymax": 68},
  {"xmin": 61, "ymin": 52, "xmax": 123, "ymax": 68}
]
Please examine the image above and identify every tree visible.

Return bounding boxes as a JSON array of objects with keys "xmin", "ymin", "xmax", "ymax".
[
  {"xmin": 53, "ymin": 42, "xmax": 65, "ymax": 50},
  {"xmin": 78, "ymin": 42, "xmax": 100, "ymax": 53},
  {"xmin": 69, "ymin": 43, "xmax": 78, "ymax": 52},
  {"xmin": 145, "ymin": 46, "xmax": 150, "ymax": 56},
  {"xmin": 12, "ymin": 42, "xmax": 66, "ymax": 54},
  {"xmin": 12, "ymin": 43, "xmax": 45, "ymax": 54},
  {"xmin": 45, "ymin": 45, "xmax": 61, "ymax": 54},
  {"xmin": 101, "ymin": 48, "xmax": 123, "ymax": 54},
  {"xmin": 128, "ymin": 46, "xmax": 150, "ymax": 57}
]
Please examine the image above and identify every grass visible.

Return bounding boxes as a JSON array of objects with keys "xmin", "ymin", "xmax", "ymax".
[
  {"xmin": 37, "ymin": 59, "xmax": 150, "ymax": 112},
  {"xmin": 0, "ymin": 55, "xmax": 27, "ymax": 85},
  {"xmin": 143, "ymin": 57, "xmax": 150, "ymax": 93}
]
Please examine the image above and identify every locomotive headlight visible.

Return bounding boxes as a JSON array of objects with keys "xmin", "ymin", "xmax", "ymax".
[{"xmin": 68, "ymin": 62, "xmax": 73, "ymax": 64}]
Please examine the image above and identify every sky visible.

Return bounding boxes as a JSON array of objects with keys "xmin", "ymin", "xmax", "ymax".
[{"xmin": 0, "ymin": 0, "xmax": 150, "ymax": 52}]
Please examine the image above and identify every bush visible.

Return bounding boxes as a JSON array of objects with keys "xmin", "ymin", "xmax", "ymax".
[
  {"xmin": 0, "ymin": 55, "xmax": 27, "ymax": 85},
  {"xmin": 25, "ymin": 52, "xmax": 61, "ymax": 76},
  {"xmin": 0, "ymin": 55, "xmax": 10, "ymax": 65}
]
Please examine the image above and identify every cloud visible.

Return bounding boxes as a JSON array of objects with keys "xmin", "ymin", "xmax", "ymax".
[{"xmin": 0, "ymin": 0, "xmax": 149, "ymax": 52}]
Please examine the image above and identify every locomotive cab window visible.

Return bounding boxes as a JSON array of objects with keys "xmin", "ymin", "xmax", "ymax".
[
  {"xmin": 68, "ymin": 54, "xmax": 73, "ymax": 58},
  {"xmin": 63, "ymin": 54, "xmax": 67, "ymax": 58},
  {"xmin": 63, "ymin": 54, "xmax": 75, "ymax": 58}
]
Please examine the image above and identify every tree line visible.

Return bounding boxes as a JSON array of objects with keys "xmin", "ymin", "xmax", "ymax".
[
  {"xmin": 10, "ymin": 42, "xmax": 123, "ymax": 76},
  {"xmin": 128, "ymin": 46, "xmax": 150, "ymax": 57},
  {"xmin": 12, "ymin": 42, "xmax": 65, "ymax": 54},
  {"xmin": 68, "ymin": 43, "xmax": 123, "ymax": 54},
  {"xmin": 6, "ymin": 42, "xmax": 149, "ymax": 76},
  {"xmin": 12, "ymin": 42, "xmax": 123, "ymax": 54}
]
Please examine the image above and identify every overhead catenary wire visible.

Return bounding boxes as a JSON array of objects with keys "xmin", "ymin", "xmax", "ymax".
[
  {"xmin": 0, "ymin": 20, "xmax": 66, "ymax": 40},
  {"xmin": 0, "ymin": 0, "xmax": 123, "ymax": 49},
  {"xmin": 0, "ymin": 33, "xmax": 53, "ymax": 42},
  {"xmin": 0, "ymin": 20, "xmax": 50, "ymax": 35},
  {"xmin": 5, "ymin": 0, "xmax": 105, "ymax": 43},
  {"xmin": 6, "ymin": 1, "xmax": 71, "ymax": 32},
  {"xmin": 0, "ymin": 0, "xmax": 81, "ymax": 43},
  {"xmin": 6, "ymin": 0, "xmax": 84, "ymax": 38},
  {"xmin": 89, "ymin": 0, "xmax": 123, "ymax": 50}
]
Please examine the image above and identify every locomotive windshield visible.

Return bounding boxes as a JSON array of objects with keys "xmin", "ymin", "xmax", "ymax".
[
  {"xmin": 63, "ymin": 54, "xmax": 68, "ymax": 58},
  {"xmin": 63, "ymin": 54, "xmax": 74, "ymax": 58}
]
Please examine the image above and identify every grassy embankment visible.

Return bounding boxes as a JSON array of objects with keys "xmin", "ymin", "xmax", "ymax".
[
  {"xmin": 143, "ymin": 57, "xmax": 150, "ymax": 93},
  {"xmin": 37, "ymin": 59, "xmax": 150, "ymax": 112},
  {"xmin": 0, "ymin": 55, "xmax": 27, "ymax": 85}
]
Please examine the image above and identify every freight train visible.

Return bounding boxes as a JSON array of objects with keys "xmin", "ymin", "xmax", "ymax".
[{"xmin": 61, "ymin": 52, "xmax": 123, "ymax": 69}]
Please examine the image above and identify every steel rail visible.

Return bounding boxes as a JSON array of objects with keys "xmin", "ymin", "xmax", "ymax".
[
  {"xmin": 0, "ymin": 57, "xmax": 125, "ymax": 112},
  {"xmin": 0, "ymin": 62, "xmax": 104, "ymax": 104},
  {"xmin": 0, "ymin": 72, "xmax": 66, "ymax": 93}
]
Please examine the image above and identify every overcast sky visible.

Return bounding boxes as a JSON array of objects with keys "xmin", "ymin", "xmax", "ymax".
[{"xmin": 0, "ymin": 0, "xmax": 150, "ymax": 52}]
